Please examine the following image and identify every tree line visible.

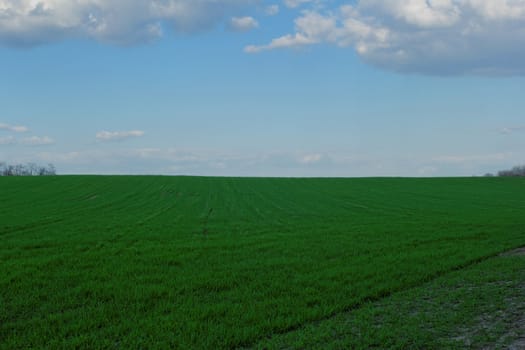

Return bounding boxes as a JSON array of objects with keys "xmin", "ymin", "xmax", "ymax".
[
  {"xmin": 484, "ymin": 165, "xmax": 525, "ymax": 177},
  {"xmin": 0, "ymin": 162, "xmax": 56, "ymax": 176}
]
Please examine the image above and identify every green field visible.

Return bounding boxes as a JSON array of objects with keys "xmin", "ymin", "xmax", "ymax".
[{"xmin": 1, "ymin": 176, "xmax": 524, "ymax": 349}]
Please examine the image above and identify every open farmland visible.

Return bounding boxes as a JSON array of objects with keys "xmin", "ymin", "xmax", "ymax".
[{"xmin": 1, "ymin": 176, "xmax": 524, "ymax": 348}]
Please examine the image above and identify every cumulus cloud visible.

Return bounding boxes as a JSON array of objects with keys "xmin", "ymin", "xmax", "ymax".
[
  {"xmin": 20, "ymin": 136, "xmax": 55, "ymax": 146},
  {"xmin": 228, "ymin": 16, "xmax": 258, "ymax": 32},
  {"xmin": 247, "ymin": 0, "xmax": 525, "ymax": 75},
  {"xmin": 245, "ymin": 10, "xmax": 334, "ymax": 52},
  {"xmin": 0, "ymin": 0, "xmax": 256, "ymax": 46},
  {"xmin": 0, "ymin": 123, "xmax": 28, "ymax": 132},
  {"xmin": 96, "ymin": 130, "xmax": 145, "ymax": 142}
]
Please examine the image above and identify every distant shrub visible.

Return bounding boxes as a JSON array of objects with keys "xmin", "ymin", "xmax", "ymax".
[{"xmin": 497, "ymin": 165, "xmax": 525, "ymax": 177}]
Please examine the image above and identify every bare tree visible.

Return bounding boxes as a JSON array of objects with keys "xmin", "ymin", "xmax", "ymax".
[
  {"xmin": 5, "ymin": 164, "xmax": 14, "ymax": 176},
  {"xmin": 46, "ymin": 163, "xmax": 56, "ymax": 176},
  {"xmin": 27, "ymin": 162, "xmax": 38, "ymax": 176},
  {"xmin": 17, "ymin": 164, "xmax": 27, "ymax": 176},
  {"xmin": 37, "ymin": 166, "xmax": 46, "ymax": 176}
]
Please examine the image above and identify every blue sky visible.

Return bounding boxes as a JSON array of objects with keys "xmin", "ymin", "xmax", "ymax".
[{"xmin": 1, "ymin": 0, "xmax": 524, "ymax": 176}]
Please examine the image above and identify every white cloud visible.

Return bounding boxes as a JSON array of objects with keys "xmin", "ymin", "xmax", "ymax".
[
  {"xmin": 245, "ymin": 11, "xmax": 334, "ymax": 52},
  {"xmin": 245, "ymin": 33, "xmax": 315, "ymax": 52},
  {"xmin": 466, "ymin": 0, "xmax": 525, "ymax": 20},
  {"xmin": 32, "ymin": 148, "xmax": 342, "ymax": 175},
  {"xmin": 0, "ymin": 123, "xmax": 28, "ymax": 132},
  {"xmin": 299, "ymin": 153, "xmax": 324, "ymax": 164},
  {"xmin": 361, "ymin": 0, "xmax": 461, "ymax": 28},
  {"xmin": 501, "ymin": 126, "xmax": 525, "ymax": 134},
  {"xmin": 228, "ymin": 16, "xmax": 258, "ymax": 32},
  {"xmin": 0, "ymin": 135, "xmax": 54, "ymax": 146},
  {"xmin": 284, "ymin": 0, "xmax": 316, "ymax": 9},
  {"xmin": 265, "ymin": 5, "xmax": 279, "ymax": 16},
  {"xmin": 96, "ymin": 130, "xmax": 145, "ymax": 142},
  {"xmin": 20, "ymin": 136, "xmax": 55, "ymax": 146},
  {"xmin": 0, "ymin": 0, "xmax": 257, "ymax": 46},
  {"xmin": 248, "ymin": 0, "xmax": 525, "ymax": 75},
  {"xmin": 0, "ymin": 135, "xmax": 15, "ymax": 145},
  {"xmin": 432, "ymin": 153, "xmax": 511, "ymax": 164}
]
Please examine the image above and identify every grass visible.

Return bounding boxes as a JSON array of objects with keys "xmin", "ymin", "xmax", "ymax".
[
  {"xmin": 1, "ymin": 176, "xmax": 524, "ymax": 348},
  {"xmin": 252, "ymin": 250, "xmax": 525, "ymax": 349}
]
